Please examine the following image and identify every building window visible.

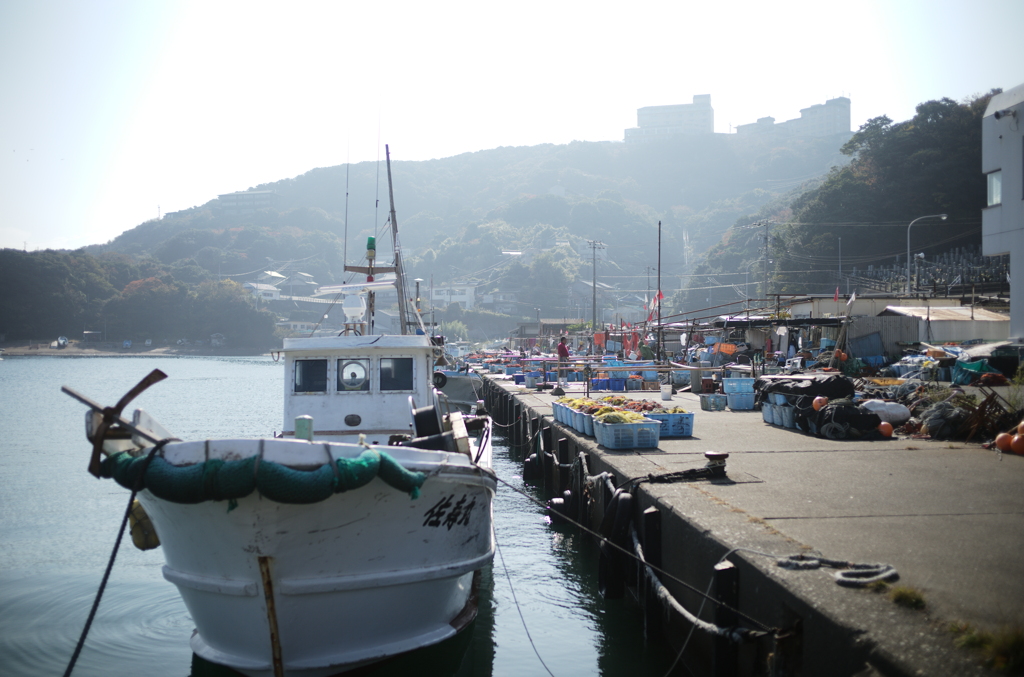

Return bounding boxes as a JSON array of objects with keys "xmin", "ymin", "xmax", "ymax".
[
  {"xmin": 337, "ymin": 359, "xmax": 370, "ymax": 391},
  {"xmin": 987, "ymin": 170, "xmax": 1002, "ymax": 206},
  {"xmin": 294, "ymin": 359, "xmax": 328, "ymax": 392},
  {"xmin": 380, "ymin": 357, "xmax": 414, "ymax": 391}
]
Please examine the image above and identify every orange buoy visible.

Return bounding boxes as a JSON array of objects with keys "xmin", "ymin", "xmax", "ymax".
[
  {"xmin": 1018, "ymin": 421, "xmax": 1024, "ymax": 436},
  {"xmin": 812, "ymin": 396, "xmax": 828, "ymax": 411},
  {"xmin": 839, "ymin": 350, "xmax": 848, "ymax": 362},
  {"xmin": 995, "ymin": 432, "xmax": 1013, "ymax": 453},
  {"xmin": 878, "ymin": 421, "xmax": 893, "ymax": 437},
  {"xmin": 1012, "ymin": 435, "xmax": 1024, "ymax": 455}
]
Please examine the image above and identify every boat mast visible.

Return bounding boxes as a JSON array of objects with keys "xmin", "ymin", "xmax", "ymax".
[{"xmin": 385, "ymin": 145, "xmax": 411, "ymax": 335}]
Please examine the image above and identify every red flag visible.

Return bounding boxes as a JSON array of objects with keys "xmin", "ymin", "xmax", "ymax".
[
  {"xmin": 646, "ymin": 290, "xmax": 664, "ymax": 323},
  {"xmin": 833, "ymin": 287, "xmax": 839, "ymax": 302}
]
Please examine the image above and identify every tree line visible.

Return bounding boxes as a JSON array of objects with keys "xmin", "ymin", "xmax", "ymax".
[{"xmin": 0, "ymin": 248, "xmax": 277, "ymax": 349}]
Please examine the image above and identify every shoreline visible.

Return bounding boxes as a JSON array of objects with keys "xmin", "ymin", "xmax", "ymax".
[{"xmin": 0, "ymin": 341, "xmax": 273, "ymax": 358}]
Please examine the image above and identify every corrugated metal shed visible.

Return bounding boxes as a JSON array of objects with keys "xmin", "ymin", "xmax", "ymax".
[
  {"xmin": 878, "ymin": 306, "xmax": 1009, "ymax": 344},
  {"xmin": 846, "ymin": 315, "xmax": 920, "ymax": 357},
  {"xmin": 879, "ymin": 306, "xmax": 1009, "ymax": 322}
]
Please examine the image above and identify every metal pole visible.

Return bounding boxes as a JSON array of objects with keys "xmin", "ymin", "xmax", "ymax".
[
  {"xmin": 592, "ymin": 244, "xmax": 597, "ymax": 332},
  {"xmin": 763, "ymin": 220, "xmax": 769, "ymax": 298},
  {"xmin": 385, "ymin": 146, "xmax": 410, "ymax": 334},
  {"xmin": 906, "ymin": 214, "xmax": 948, "ymax": 295},
  {"xmin": 657, "ymin": 220, "xmax": 663, "ymax": 361}
]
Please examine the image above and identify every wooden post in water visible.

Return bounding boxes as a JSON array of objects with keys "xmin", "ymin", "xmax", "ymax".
[
  {"xmin": 713, "ymin": 560, "xmax": 739, "ymax": 677},
  {"xmin": 642, "ymin": 506, "xmax": 663, "ymax": 639}
]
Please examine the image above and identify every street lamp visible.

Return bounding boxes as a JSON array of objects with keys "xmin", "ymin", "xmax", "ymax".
[{"xmin": 906, "ymin": 214, "xmax": 947, "ymax": 295}]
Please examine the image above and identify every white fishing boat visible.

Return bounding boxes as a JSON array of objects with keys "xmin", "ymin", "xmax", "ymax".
[
  {"xmin": 433, "ymin": 368, "xmax": 485, "ymax": 414},
  {"xmin": 64, "ymin": 147, "xmax": 495, "ymax": 677}
]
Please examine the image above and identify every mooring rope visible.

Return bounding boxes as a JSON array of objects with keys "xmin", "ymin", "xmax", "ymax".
[
  {"xmin": 491, "ymin": 473, "xmax": 776, "ymax": 635},
  {"xmin": 63, "ymin": 439, "xmax": 172, "ymax": 677}
]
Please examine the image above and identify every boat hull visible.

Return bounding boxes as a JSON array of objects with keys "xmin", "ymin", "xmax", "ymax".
[{"xmin": 139, "ymin": 442, "xmax": 495, "ymax": 677}]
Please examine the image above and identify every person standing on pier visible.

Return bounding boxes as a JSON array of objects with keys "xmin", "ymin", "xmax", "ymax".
[{"xmin": 557, "ymin": 336, "xmax": 570, "ymax": 386}]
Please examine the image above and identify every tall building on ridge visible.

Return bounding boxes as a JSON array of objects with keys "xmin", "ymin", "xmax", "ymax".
[
  {"xmin": 624, "ymin": 95, "xmax": 714, "ymax": 143},
  {"xmin": 736, "ymin": 97, "xmax": 851, "ymax": 137}
]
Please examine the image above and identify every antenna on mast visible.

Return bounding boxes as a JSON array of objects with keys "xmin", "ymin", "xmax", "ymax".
[{"xmin": 343, "ymin": 149, "xmax": 350, "ymax": 270}]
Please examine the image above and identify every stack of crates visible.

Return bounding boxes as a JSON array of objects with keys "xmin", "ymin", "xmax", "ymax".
[{"xmin": 723, "ymin": 378, "xmax": 755, "ymax": 410}]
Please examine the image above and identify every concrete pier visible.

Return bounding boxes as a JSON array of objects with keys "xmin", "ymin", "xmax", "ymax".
[{"xmin": 480, "ymin": 376, "xmax": 1024, "ymax": 676}]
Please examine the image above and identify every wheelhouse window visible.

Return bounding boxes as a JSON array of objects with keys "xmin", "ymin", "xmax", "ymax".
[
  {"xmin": 380, "ymin": 357, "xmax": 414, "ymax": 391},
  {"xmin": 987, "ymin": 170, "xmax": 1002, "ymax": 207},
  {"xmin": 294, "ymin": 359, "xmax": 328, "ymax": 392},
  {"xmin": 337, "ymin": 359, "xmax": 370, "ymax": 391}
]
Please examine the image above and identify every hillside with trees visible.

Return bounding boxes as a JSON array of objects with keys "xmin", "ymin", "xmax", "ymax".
[
  {"xmin": 2, "ymin": 94, "xmax": 997, "ymax": 346},
  {"xmin": 669, "ymin": 91, "xmax": 999, "ymax": 316}
]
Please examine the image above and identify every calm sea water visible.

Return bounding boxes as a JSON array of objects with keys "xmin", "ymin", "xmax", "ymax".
[{"xmin": 0, "ymin": 356, "xmax": 682, "ymax": 676}]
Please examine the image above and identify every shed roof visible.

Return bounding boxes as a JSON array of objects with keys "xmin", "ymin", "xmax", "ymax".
[{"xmin": 879, "ymin": 306, "xmax": 1008, "ymax": 322}]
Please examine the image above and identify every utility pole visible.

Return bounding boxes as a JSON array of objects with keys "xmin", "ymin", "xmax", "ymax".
[
  {"xmin": 587, "ymin": 240, "xmax": 605, "ymax": 338},
  {"xmin": 644, "ymin": 265, "xmax": 655, "ymax": 309},
  {"xmin": 657, "ymin": 221, "xmax": 663, "ymax": 361},
  {"xmin": 763, "ymin": 220, "xmax": 770, "ymax": 299}
]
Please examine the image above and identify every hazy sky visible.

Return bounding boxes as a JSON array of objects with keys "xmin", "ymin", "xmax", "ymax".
[{"xmin": 2, "ymin": 0, "xmax": 1023, "ymax": 251}]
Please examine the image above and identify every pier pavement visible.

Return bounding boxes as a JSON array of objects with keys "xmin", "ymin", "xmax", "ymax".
[{"xmin": 486, "ymin": 376, "xmax": 1024, "ymax": 676}]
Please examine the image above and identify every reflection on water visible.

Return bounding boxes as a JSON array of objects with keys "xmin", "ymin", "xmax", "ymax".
[{"xmin": 0, "ymin": 357, "xmax": 683, "ymax": 676}]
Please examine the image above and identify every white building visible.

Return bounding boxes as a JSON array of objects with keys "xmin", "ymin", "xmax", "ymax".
[
  {"xmin": 432, "ymin": 283, "xmax": 476, "ymax": 310},
  {"xmin": 982, "ymin": 83, "xmax": 1024, "ymax": 341},
  {"xmin": 624, "ymin": 95, "xmax": 714, "ymax": 142},
  {"xmin": 244, "ymin": 282, "xmax": 280, "ymax": 300},
  {"xmin": 736, "ymin": 97, "xmax": 851, "ymax": 137},
  {"xmin": 217, "ymin": 190, "xmax": 278, "ymax": 215}
]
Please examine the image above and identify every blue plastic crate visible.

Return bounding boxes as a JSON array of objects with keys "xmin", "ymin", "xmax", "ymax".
[
  {"xmin": 776, "ymin": 405, "xmax": 795, "ymax": 428},
  {"xmin": 626, "ymin": 379, "xmax": 641, "ymax": 390},
  {"xmin": 572, "ymin": 410, "xmax": 594, "ymax": 436},
  {"xmin": 591, "ymin": 378, "xmax": 609, "ymax": 390},
  {"xmin": 645, "ymin": 412, "xmax": 694, "ymax": 437},
  {"xmin": 609, "ymin": 378, "xmax": 626, "ymax": 391},
  {"xmin": 504, "ymin": 366, "xmax": 522, "ymax": 375},
  {"xmin": 593, "ymin": 417, "xmax": 661, "ymax": 449},
  {"xmin": 723, "ymin": 378, "xmax": 755, "ymax": 394},
  {"xmin": 513, "ymin": 374, "xmax": 525, "ymax": 385},
  {"xmin": 699, "ymin": 393, "xmax": 729, "ymax": 411},
  {"xmin": 727, "ymin": 392, "xmax": 755, "ymax": 410}
]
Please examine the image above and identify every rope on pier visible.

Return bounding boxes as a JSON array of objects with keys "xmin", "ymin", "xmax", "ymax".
[
  {"xmin": 777, "ymin": 553, "xmax": 899, "ymax": 587},
  {"xmin": 631, "ymin": 527, "xmax": 768, "ymax": 643}
]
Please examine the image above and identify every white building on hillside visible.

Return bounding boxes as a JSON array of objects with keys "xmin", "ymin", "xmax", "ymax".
[
  {"xmin": 736, "ymin": 97, "xmax": 851, "ymax": 137},
  {"xmin": 432, "ymin": 283, "xmax": 476, "ymax": 310},
  {"xmin": 624, "ymin": 95, "xmax": 714, "ymax": 142}
]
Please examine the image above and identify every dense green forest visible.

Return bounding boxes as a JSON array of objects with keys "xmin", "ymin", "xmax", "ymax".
[
  {"xmin": 0, "ymin": 248, "xmax": 277, "ymax": 347},
  {"xmin": 0, "ymin": 94, "xmax": 996, "ymax": 345}
]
